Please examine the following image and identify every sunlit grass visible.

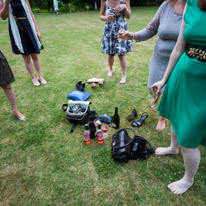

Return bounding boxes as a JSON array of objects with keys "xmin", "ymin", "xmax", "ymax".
[{"xmin": 0, "ymin": 7, "xmax": 206, "ymax": 205}]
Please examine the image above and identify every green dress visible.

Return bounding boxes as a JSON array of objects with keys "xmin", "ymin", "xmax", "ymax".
[{"xmin": 158, "ymin": 0, "xmax": 206, "ymax": 148}]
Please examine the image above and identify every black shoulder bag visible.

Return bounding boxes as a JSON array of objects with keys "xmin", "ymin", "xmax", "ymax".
[{"xmin": 112, "ymin": 128, "xmax": 154, "ymax": 163}]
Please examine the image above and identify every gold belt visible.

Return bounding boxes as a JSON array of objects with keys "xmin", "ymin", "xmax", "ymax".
[
  {"xmin": 186, "ymin": 45, "xmax": 206, "ymax": 62},
  {"xmin": 14, "ymin": 16, "xmax": 26, "ymax": 21}
]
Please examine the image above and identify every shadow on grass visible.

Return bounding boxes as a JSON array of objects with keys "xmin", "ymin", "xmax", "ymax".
[{"xmin": 92, "ymin": 147, "xmax": 122, "ymax": 179}]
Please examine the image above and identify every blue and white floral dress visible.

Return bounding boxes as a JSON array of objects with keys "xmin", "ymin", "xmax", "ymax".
[{"xmin": 101, "ymin": 0, "xmax": 132, "ymax": 55}]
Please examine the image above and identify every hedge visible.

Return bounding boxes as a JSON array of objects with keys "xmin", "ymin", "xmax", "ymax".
[{"xmin": 29, "ymin": 0, "xmax": 164, "ymax": 10}]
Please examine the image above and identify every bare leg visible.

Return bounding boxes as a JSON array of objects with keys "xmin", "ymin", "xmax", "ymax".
[
  {"xmin": 31, "ymin": 53, "xmax": 46, "ymax": 83},
  {"xmin": 155, "ymin": 126, "xmax": 179, "ymax": 155},
  {"xmin": 108, "ymin": 54, "xmax": 114, "ymax": 77},
  {"xmin": 118, "ymin": 55, "xmax": 127, "ymax": 84},
  {"xmin": 1, "ymin": 84, "xmax": 25, "ymax": 120},
  {"xmin": 168, "ymin": 147, "xmax": 200, "ymax": 194},
  {"xmin": 156, "ymin": 116, "xmax": 166, "ymax": 130},
  {"xmin": 22, "ymin": 55, "xmax": 38, "ymax": 82}
]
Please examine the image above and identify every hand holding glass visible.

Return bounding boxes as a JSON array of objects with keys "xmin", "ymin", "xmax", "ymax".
[
  {"xmin": 117, "ymin": 29, "xmax": 125, "ymax": 50},
  {"xmin": 107, "ymin": 13, "xmax": 115, "ymax": 22},
  {"xmin": 152, "ymin": 87, "xmax": 158, "ymax": 101}
]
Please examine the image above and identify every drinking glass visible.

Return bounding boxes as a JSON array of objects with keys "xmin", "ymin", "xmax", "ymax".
[
  {"xmin": 152, "ymin": 88, "xmax": 157, "ymax": 101},
  {"xmin": 116, "ymin": 27, "xmax": 125, "ymax": 50},
  {"xmin": 107, "ymin": 12, "xmax": 115, "ymax": 22}
]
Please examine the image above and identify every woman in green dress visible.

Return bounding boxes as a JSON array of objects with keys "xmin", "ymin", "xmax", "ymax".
[{"xmin": 152, "ymin": 0, "xmax": 206, "ymax": 195}]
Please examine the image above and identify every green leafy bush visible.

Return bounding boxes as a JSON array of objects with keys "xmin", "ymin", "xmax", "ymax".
[
  {"xmin": 32, "ymin": 8, "xmax": 41, "ymax": 13},
  {"xmin": 84, "ymin": 3, "xmax": 93, "ymax": 10},
  {"xmin": 59, "ymin": 4, "xmax": 68, "ymax": 12},
  {"xmin": 30, "ymin": 0, "xmax": 162, "ymax": 13},
  {"xmin": 49, "ymin": 7, "xmax": 54, "ymax": 12},
  {"xmin": 40, "ymin": 9, "xmax": 49, "ymax": 13}
]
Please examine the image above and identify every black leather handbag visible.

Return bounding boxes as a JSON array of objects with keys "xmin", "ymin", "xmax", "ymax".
[{"xmin": 112, "ymin": 128, "xmax": 154, "ymax": 163}]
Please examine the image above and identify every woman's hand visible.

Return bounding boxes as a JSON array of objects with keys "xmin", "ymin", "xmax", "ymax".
[
  {"xmin": 151, "ymin": 80, "xmax": 165, "ymax": 94},
  {"xmin": 115, "ymin": 4, "xmax": 126, "ymax": 13},
  {"xmin": 107, "ymin": 14, "xmax": 115, "ymax": 22},
  {"xmin": 5, "ymin": 0, "xmax": 11, "ymax": 5},
  {"xmin": 118, "ymin": 31, "xmax": 132, "ymax": 40},
  {"xmin": 37, "ymin": 31, "xmax": 41, "ymax": 40}
]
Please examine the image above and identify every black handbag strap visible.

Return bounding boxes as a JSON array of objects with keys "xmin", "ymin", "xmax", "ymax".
[
  {"xmin": 70, "ymin": 123, "xmax": 77, "ymax": 133},
  {"xmin": 130, "ymin": 136, "xmax": 155, "ymax": 160},
  {"xmin": 113, "ymin": 128, "xmax": 136, "ymax": 150},
  {"xmin": 62, "ymin": 104, "xmax": 68, "ymax": 112}
]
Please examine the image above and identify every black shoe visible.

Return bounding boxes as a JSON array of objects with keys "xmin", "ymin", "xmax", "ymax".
[
  {"xmin": 81, "ymin": 83, "xmax": 85, "ymax": 91},
  {"xmin": 132, "ymin": 112, "xmax": 148, "ymax": 127},
  {"xmin": 126, "ymin": 109, "xmax": 137, "ymax": 121},
  {"xmin": 75, "ymin": 81, "xmax": 85, "ymax": 91}
]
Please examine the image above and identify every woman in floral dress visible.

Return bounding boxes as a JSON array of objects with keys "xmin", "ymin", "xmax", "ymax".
[{"xmin": 100, "ymin": 0, "xmax": 132, "ymax": 84}]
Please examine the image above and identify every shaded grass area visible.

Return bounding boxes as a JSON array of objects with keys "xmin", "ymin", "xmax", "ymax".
[{"xmin": 0, "ymin": 7, "xmax": 206, "ymax": 205}]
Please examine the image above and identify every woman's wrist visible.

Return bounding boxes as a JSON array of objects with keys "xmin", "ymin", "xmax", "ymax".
[
  {"xmin": 132, "ymin": 33, "xmax": 139, "ymax": 42},
  {"xmin": 131, "ymin": 32, "xmax": 135, "ymax": 41},
  {"xmin": 161, "ymin": 78, "xmax": 166, "ymax": 86},
  {"xmin": 5, "ymin": 1, "xmax": 10, "ymax": 6},
  {"xmin": 123, "ymin": 4, "xmax": 127, "ymax": 10},
  {"xmin": 131, "ymin": 32, "xmax": 136, "ymax": 41}
]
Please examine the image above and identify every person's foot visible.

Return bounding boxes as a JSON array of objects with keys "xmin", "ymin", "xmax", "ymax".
[
  {"xmin": 155, "ymin": 147, "xmax": 179, "ymax": 156},
  {"xmin": 168, "ymin": 178, "xmax": 193, "ymax": 195},
  {"xmin": 156, "ymin": 117, "xmax": 166, "ymax": 130},
  {"xmin": 12, "ymin": 110, "xmax": 26, "ymax": 121},
  {"xmin": 32, "ymin": 78, "xmax": 40, "ymax": 86},
  {"xmin": 38, "ymin": 77, "xmax": 47, "ymax": 84},
  {"xmin": 120, "ymin": 76, "xmax": 126, "ymax": 84},
  {"xmin": 108, "ymin": 70, "xmax": 113, "ymax": 77}
]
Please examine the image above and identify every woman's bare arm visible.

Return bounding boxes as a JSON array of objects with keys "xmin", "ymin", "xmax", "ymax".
[
  {"xmin": 25, "ymin": 0, "xmax": 41, "ymax": 39},
  {"xmin": 100, "ymin": 0, "xmax": 107, "ymax": 21},
  {"xmin": 123, "ymin": 0, "xmax": 131, "ymax": 19},
  {"xmin": 114, "ymin": 0, "xmax": 131, "ymax": 19},
  {"xmin": 0, "ymin": 0, "xmax": 10, "ymax": 20},
  {"xmin": 100, "ymin": 0, "xmax": 115, "ymax": 22}
]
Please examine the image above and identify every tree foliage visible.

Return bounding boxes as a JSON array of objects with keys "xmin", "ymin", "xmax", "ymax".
[{"xmin": 29, "ymin": 0, "xmax": 165, "ymax": 10}]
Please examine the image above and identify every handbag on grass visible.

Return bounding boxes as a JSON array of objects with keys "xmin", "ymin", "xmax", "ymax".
[
  {"xmin": 62, "ymin": 100, "xmax": 91, "ymax": 133},
  {"xmin": 111, "ymin": 128, "xmax": 154, "ymax": 163},
  {"xmin": 98, "ymin": 114, "xmax": 113, "ymax": 124}
]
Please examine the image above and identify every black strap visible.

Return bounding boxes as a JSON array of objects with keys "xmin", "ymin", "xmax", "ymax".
[
  {"xmin": 113, "ymin": 128, "xmax": 136, "ymax": 150},
  {"xmin": 70, "ymin": 123, "xmax": 77, "ymax": 133},
  {"xmin": 62, "ymin": 104, "xmax": 68, "ymax": 112},
  {"xmin": 130, "ymin": 136, "xmax": 155, "ymax": 160}
]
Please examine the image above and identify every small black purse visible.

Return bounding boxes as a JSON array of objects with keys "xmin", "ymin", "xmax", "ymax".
[
  {"xmin": 98, "ymin": 114, "xmax": 113, "ymax": 124},
  {"xmin": 112, "ymin": 128, "xmax": 154, "ymax": 163}
]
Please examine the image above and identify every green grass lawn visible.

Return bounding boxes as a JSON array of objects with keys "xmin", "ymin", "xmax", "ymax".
[{"xmin": 0, "ymin": 7, "xmax": 206, "ymax": 205}]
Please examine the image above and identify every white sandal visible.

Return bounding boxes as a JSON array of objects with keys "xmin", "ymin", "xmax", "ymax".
[
  {"xmin": 11, "ymin": 110, "xmax": 26, "ymax": 121},
  {"xmin": 32, "ymin": 79, "xmax": 40, "ymax": 86},
  {"xmin": 39, "ymin": 78, "xmax": 47, "ymax": 84}
]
